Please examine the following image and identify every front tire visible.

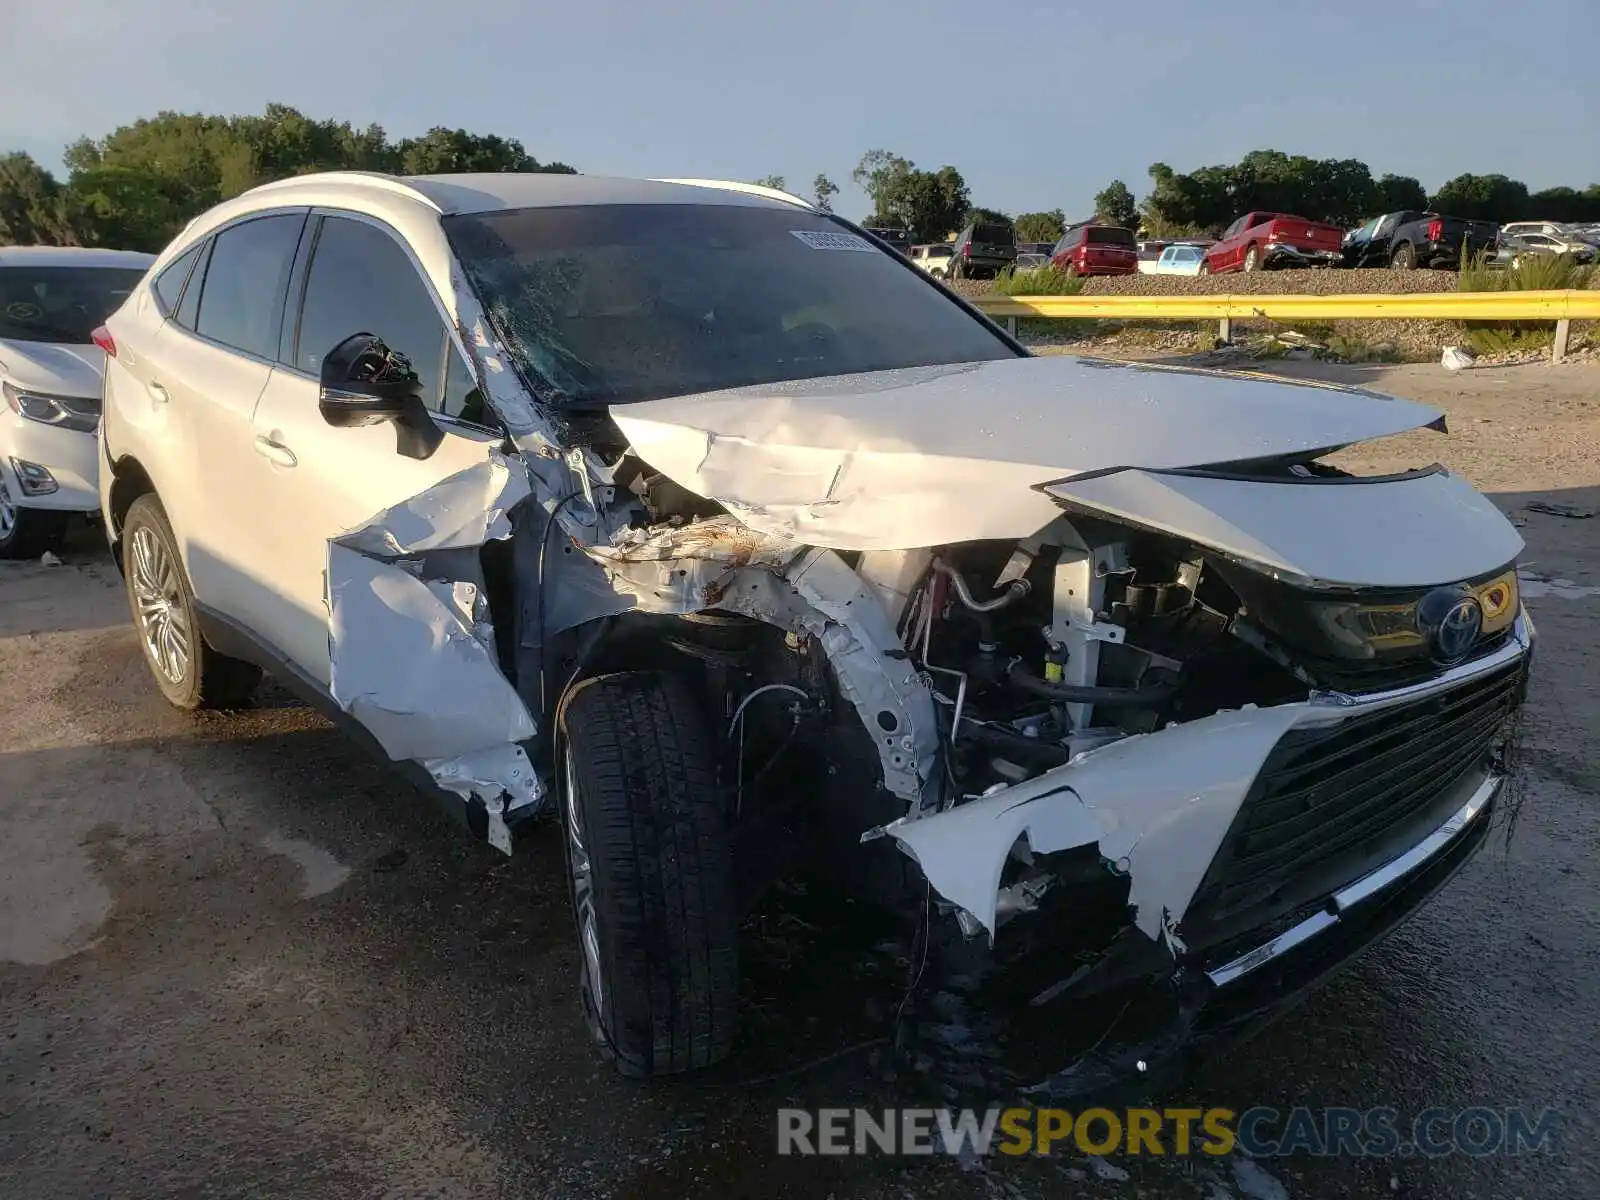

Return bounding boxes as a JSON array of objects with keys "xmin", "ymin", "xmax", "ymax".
[
  {"xmin": 121, "ymin": 494, "xmax": 261, "ymax": 710},
  {"xmin": 0, "ymin": 478, "xmax": 69, "ymax": 559},
  {"xmin": 558, "ymin": 671, "xmax": 739, "ymax": 1077}
]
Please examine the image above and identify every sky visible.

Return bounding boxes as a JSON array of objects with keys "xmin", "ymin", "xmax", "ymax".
[{"xmin": 2, "ymin": 0, "xmax": 1596, "ymax": 221}]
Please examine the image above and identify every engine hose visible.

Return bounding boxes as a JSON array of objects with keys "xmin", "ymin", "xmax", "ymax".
[
  {"xmin": 1006, "ymin": 660, "xmax": 1178, "ymax": 707},
  {"xmin": 959, "ymin": 721, "xmax": 1072, "ymax": 766}
]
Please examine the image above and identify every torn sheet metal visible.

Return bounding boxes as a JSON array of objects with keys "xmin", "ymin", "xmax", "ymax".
[
  {"xmin": 1044, "ymin": 466, "xmax": 1525, "ymax": 589},
  {"xmin": 328, "ymin": 456, "xmax": 543, "ymax": 837},
  {"xmin": 586, "ymin": 515, "xmax": 805, "ymax": 611},
  {"xmin": 336, "ymin": 450, "xmax": 530, "ymax": 557},
  {"xmin": 577, "ymin": 533, "xmax": 940, "ymax": 805},
  {"xmin": 608, "ymin": 356, "xmax": 1445, "ymax": 551},
  {"xmin": 877, "ymin": 703, "xmax": 1310, "ymax": 945},
  {"xmin": 781, "ymin": 550, "xmax": 940, "ymax": 804}
]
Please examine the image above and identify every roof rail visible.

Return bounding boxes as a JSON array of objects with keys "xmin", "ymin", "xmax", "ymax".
[
  {"xmin": 239, "ymin": 170, "xmax": 443, "ymax": 212},
  {"xmin": 651, "ymin": 178, "xmax": 815, "ymax": 210}
]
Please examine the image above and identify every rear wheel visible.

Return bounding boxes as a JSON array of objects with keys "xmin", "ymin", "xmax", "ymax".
[
  {"xmin": 558, "ymin": 671, "xmax": 739, "ymax": 1076},
  {"xmin": 0, "ymin": 479, "xmax": 69, "ymax": 559},
  {"xmin": 1243, "ymin": 245, "xmax": 1261, "ymax": 272},
  {"xmin": 1197, "ymin": 260, "xmax": 1211, "ymax": 276},
  {"xmin": 1391, "ymin": 242, "xmax": 1417, "ymax": 270},
  {"xmin": 121, "ymin": 494, "xmax": 261, "ymax": 710}
]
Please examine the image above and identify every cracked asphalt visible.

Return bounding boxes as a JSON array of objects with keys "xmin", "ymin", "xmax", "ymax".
[{"xmin": 2, "ymin": 361, "xmax": 1596, "ymax": 1199}]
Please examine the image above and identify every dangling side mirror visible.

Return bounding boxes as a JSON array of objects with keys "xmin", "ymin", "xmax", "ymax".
[{"xmin": 317, "ymin": 333, "xmax": 444, "ymax": 461}]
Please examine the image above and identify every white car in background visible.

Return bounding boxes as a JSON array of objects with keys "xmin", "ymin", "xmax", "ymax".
[
  {"xmin": 1151, "ymin": 243, "xmax": 1207, "ymax": 276},
  {"xmin": 909, "ymin": 242, "xmax": 955, "ymax": 278},
  {"xmin": 1, "ymin": 246, "xmax": 154, "ymax": 556}
]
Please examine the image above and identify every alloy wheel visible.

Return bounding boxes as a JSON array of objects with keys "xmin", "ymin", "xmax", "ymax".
[
  {"xmin": 563, "ymin": 746, "xmax": 605, "ymax": 1019},
  {"xmin": 0, "ymin": 479, "xmax": 15, "ymax": 541},
  {"xmin": 129, "ymin": 525, "xmax": 190, "ymax": 684}
]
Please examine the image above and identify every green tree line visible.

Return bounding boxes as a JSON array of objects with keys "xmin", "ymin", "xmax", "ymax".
[
  {"xmin": 1137, "ymin": 150, "xmax": 1600, "ymax": 235},
  {"xmin": 0, "ymin": 103, "xmax": 575, "ymax": 251},
  {"xmin": 844, "ymin": 147, "xmax": 1599, "ymax": 246}
]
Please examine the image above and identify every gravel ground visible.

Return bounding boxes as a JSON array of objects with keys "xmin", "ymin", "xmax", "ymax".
[{"xmin": 2, "ymin": 361, "xmax": 1598, "ymax": 1199}]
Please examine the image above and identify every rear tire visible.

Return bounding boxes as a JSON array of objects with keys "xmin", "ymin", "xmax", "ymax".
[
  {"xmin": 558, "ymin": 671, "xmax": 739, "ymax": 1077},
  {"xmin": 1198, "ymin": 261, "xmax": 1211, "ymax": 276},
  {"xmin": 1243, "ymin": 245, "xmax": 1261, "ymax": 272},
  {"xmin": 0, "ymin": 479, "xmax": 69, "ymax": 559},
  {"xmin": 121, "ymin": 494, "xmax": 261, "ymax": 710},
  {"xmin": 1391, "ymin": 242, "xmax": 1417, "ymax": 270}
]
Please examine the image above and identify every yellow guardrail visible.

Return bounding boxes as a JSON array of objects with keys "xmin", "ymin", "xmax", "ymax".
[{"xmin": 969, "ymin": 289, "xmax": 1600, "ymax": 321}]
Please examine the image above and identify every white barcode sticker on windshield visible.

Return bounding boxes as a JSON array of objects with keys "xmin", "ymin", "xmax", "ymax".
[{"xmin": 790, "ymin": 230, "xmax": 876, "ymax": 252}]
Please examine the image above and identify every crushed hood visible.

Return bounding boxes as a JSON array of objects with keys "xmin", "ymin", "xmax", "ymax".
[
  {"xmin": 0, "ymin": 338, "xmax": 106, "ymax": 398},
  {"xmin": 609, "ymin": 356, "xmax": 1443, "ymax": 551}
]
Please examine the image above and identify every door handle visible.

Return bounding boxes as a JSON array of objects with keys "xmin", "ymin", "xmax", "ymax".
[
  {"xmin": 148, "ymin": 382, "xmax": 169, "ymax": 404},
  {"xmin": 253, "ymin": 433, "xmax": 297, "ymax": 468}
]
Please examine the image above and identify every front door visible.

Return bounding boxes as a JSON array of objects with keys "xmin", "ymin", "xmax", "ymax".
[{"xmin": 243, "ymin": 212, "xmax": 503, "ymax": 686}]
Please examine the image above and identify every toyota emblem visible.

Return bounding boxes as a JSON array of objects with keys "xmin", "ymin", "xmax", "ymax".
[{"xmin": 1417, "ymin": 586, "xmax": 1484, "ymax": 664}]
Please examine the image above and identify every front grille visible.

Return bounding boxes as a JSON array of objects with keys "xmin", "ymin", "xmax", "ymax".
[
  {"xmin": 1296, "ymin": 630, "xmax": 1511, "ymax": 695},
  {"xmin": 1181, "ymin": 659, "xmax": 1526, "ymax": 958}
]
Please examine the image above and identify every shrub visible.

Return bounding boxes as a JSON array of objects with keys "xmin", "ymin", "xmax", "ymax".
[
  {"xmin": 992, "ymin": 265, "xmax": 1086, "ymax": 296},
  {"xmin": 1455, "ymin": 250, "xmax": 1593, "ymax": 355}
]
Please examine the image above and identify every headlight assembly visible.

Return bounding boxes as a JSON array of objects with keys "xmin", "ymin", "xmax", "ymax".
[{"xmin": 2, "ymin": 381, "xmax": 99, "ymax": 434}]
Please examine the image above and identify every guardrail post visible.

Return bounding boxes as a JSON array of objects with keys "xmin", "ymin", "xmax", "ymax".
[
  {"xmin": 1552, "ymin": 318, "xmax": 1570, "ymax": 363},
  {"xmin": 1218, "ymin": 317, "xmax": 1232, "ymax": 343},
  {"xmin": 1006, "ymin": 316, "xmax": 1017, "ymax": 337}
]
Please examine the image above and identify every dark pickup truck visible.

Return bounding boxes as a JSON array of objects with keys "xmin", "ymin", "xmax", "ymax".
[{"xmin": 1342, "ymin": 211, "xmax": 1499, "ymax": 270}]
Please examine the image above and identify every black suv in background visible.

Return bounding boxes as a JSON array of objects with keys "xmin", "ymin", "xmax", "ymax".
[
  {"xmin": 948, "ymin": 222, "xmax": 1017, "ymax": 280},
  {"xmin": 862, "ymin": 226, "xmax": 913, "ymax": 256}
]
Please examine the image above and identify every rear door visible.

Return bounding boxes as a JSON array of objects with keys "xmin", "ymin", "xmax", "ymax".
[
  {"xmin": 243, "ymin": 211, "xmax": 501, "ymax": 686},
  {"xmin": 131, "ymin": 211, "xmax": 309, "ymax": 619}
]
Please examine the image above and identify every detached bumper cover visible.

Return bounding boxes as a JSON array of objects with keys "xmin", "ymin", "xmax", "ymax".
[
  {"xmin": 878, "ymin": 613, "xmax": 1531, "ymax": 955},
  {"xmin": 1264, "ymin": 242, "xmax": 1342, "ymax": 267}
]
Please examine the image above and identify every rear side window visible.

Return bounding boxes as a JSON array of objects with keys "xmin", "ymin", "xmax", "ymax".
[
  {"xmin": 294, "ymin": 215, "xmax": 449, "ymax": 406},
  {"xmin": 194, "ymin": 214, "xmax": 306, "ymax": 359},
  {"xmin": 153, "ymin": 244, "xmax": 201, "ymax": 315},
  {"xmin": 1087, "ymin": 227, "xmax": 1135, "ymax": 247}
]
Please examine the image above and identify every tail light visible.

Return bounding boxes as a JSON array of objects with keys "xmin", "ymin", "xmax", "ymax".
[
  {"xmin": 91, "ymin": 326, "xmax": 116, "ymax": 358},
  {"xmin": 1426, "ymin": 219, "xmax": 1443, "ymax": 242},
  {"xmin": 962, "ymin": 244, "xmax": 972, "ymax": 256}
]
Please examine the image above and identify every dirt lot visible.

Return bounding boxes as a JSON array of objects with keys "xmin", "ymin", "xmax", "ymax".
[{"xmin": 2, "ymin": 360, "xmax": 1598, "ymax": 1199}]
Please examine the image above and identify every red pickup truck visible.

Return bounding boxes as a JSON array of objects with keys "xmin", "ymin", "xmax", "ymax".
[{"xmin": 1201, "ymin": 211, "xmax": 1345, "ymax": 274}]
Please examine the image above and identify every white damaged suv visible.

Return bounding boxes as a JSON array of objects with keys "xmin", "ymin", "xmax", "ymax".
[{"xmin": 100, "ymin": 173, "xmax": 1532, "ymax": 1087}]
